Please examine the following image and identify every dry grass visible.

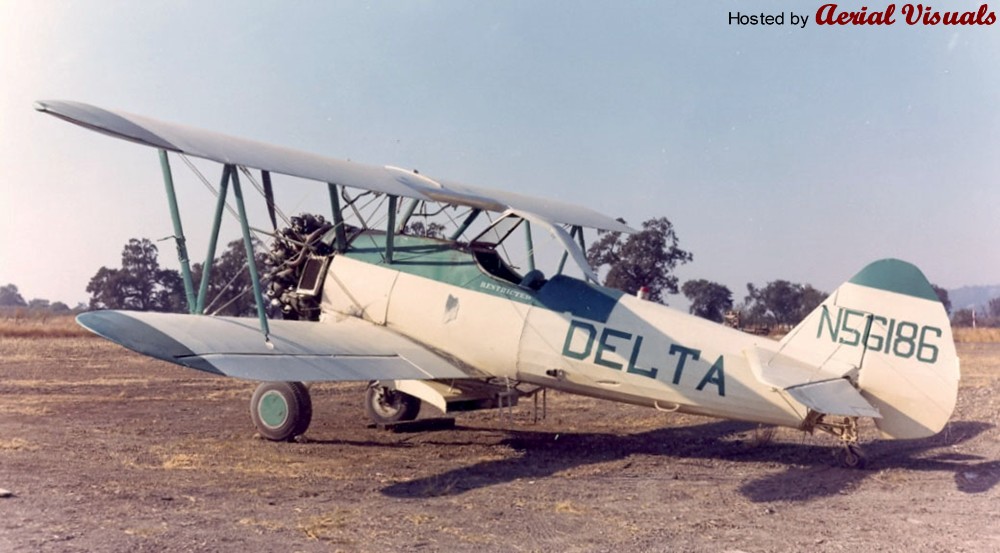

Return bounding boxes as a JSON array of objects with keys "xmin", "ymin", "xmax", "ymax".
[
  {"xmin": 161, "ymin": 453, "xmax": 204, "ymax": 470},
  {"xmin": 238, "ymin": 517, "xmax": 286, "ymax": 533},
  {"xmin": 953, "ymin": 327, "xmax": 1000, "ymax": 343},
  {"xmin": 404, "ymin": 513, "xmax": 436, "ymax": 525},
  {"xmin": 298, "ymin": 509, "xmax": 356, "ymax": 541},
  {"xmin": 0, "ymin": 403, "xmax": 51, "ymax": 416},
  {"xmin": 0, "ymin": 438, "xmax": 38, "ymax": 451},
  {"xmin": 123, "ymin": 525, "xmax": 167, "ymax": 538},
  {"xmin": 0, "ymin": 313, "xmax": 91, "ymax": 338},
  {"xmin": 554, "ymin": 500, "xmax": 585, "ymax": 514}
]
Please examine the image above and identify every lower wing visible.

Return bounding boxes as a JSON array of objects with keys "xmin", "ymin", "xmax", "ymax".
[{"xmin": 77, "ymin": 310, "xmax": 479, "ymax": 382}]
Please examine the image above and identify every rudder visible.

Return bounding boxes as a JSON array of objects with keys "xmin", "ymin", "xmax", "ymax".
[{"xmin": 778, "ymin": 259, "xmax": 959, "ymax": 439}]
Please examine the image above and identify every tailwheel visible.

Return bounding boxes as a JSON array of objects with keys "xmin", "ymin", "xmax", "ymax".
[
  {"xmin": 365, "ymin": 384, "xmax": 420, "ymax": 424},
  {"xmin": 250, "ymin": 381, "xmax": 313, "ymax": 441},
  {"xmin": 839, "ymin": 444, "xmax": 867, "ymax": 469},
  {"xmin": 808, "ymin": 413, "xmax": 868, "ymax": 469}
]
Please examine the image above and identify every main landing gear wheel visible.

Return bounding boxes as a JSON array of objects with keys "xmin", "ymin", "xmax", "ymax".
[
  {"xmin": 250, "ymin": 382, "xmax": 312, "ymax": 441},
  {"xmin": 365, "ymin": 384, "xmax": 420, "ymax": 424}
]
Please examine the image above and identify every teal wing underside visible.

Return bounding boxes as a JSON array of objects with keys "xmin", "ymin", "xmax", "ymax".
[{"xmin": 77, "ymin": 311, "xmax": 478, "ymax": 382}]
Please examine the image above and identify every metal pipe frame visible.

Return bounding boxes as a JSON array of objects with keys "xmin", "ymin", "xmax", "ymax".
[
  {"xmin": 158, "ymin": 150, "xmax": 197, "ymax": 312},
  {"xmin": 385, "ymin": 195, "xmax": 398, "ymax": 264},
  {"xmin": 195, "ymin": 165, "xmax": 232, "ymax": 314},
  {"xmin": 449, "ymin": 208, "xmax": 482, "ymax": 241},
  {"xmin": 524, "ymin": 221, "xmax": 535, "ymax": 272},
  {"xmin": 230, "ymin": 166, "xmax": 270, "ymax": 339},
  {"xmin": 327, "ymin": 183, "xmax": 348, "ymax": 252},
  {"xmin": 396, "ymin": 198, "xmax": 419, "ymax": 233},
  {"xmin": 573, "ymin": 225, "xmax": 586, "ymax": 253},
  {"xmin": 557, "ymin": 226, "xmax": 582, "ymax": 276},
  {"xmin": 261, "ymin": 170, "xmax": 278, "ymax": 230}
]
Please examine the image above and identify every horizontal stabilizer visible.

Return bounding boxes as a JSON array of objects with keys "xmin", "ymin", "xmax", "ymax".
[
  {"xmin": 77, "ymin": 310, "xmax": 478, "ymax": 382},
  {"xmin": 745, "ymin": 348, "xmax": 849, "ymax": 391},
  {"xmin": 745, "ymin": 347, "xmax": 878, "ymax": 418},
  {"xmin": 785, "ymin": 379, "xmax": 881, "ymax": 418}
]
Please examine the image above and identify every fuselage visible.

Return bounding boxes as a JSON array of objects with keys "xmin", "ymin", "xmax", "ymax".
[{"xmin": 320, "ymin": 231, "xmax": 807, "ymax": 429}]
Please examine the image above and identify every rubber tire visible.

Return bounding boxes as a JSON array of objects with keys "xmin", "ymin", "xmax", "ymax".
[
  {"xmin": 250, "ymin": 382, "xmax": 312, "ymax": 441},
  {"xmin": 365, "ymin": 385, "xmax": 420, "ymax": 424},
  {"xmin": 839, "ymin": 444, "xmax": 868, "ymax": 469}
]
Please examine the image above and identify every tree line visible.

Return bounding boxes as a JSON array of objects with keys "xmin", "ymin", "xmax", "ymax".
[
  {"xmin": 951, "ymin": 299, "xmax": 1000, "ymax": 328},
  {"xmin": 85, "ymin": 237, "xmax": 268, "ymax": 316},
  {"xmin": 4, "ymin": 214, "xmax": 971, "ymax": 328},
  {"xmin": 0, "ymin": 284, "xmax": 79, "ymax": 314},
  {"xmin": 583, "ymin": 219, "xmax": 829, "ymax": 329},
  {"xmin": 583, "ymin": 217, "xmax": 959, "ymax": 329}
]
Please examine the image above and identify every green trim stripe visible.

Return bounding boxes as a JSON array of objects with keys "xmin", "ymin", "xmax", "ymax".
[
  {"xmin": 848, "ymin": 259, "xmax": 939, "ymax": 302},
  {"xmin": 345, "ymin": 232, "xmax": 539, "ymax": 305},
  {"xmin": 343, "ymin": 231, "xmax": 623, "ymax": 320}
]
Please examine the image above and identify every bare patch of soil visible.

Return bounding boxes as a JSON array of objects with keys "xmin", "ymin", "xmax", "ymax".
[{"xmin": 1, "ymin": 337, "xmax": 997, "ymax": 552}]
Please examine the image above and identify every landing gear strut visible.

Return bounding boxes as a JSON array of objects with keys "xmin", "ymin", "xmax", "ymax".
[{"xmin": 807, "ymin": 412, "xmax": 868, "ymax": 469}]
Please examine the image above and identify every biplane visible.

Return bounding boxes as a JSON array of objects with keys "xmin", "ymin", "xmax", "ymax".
[{"xmin": 36, "ymin": 100, "xmax": 959, "ymax": 468}]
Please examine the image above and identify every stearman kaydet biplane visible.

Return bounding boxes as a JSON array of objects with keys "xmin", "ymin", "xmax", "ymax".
[{"xmin": 37, "ymin": 100, "xmax": 960, "ymax": 468}]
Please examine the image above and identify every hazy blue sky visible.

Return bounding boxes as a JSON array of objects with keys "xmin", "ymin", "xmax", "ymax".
[{"xmin": 2, "ymin": 1, "xmax": 998, "ymax": 308}]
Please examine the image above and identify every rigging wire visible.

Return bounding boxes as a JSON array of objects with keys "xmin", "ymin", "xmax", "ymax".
[
  {"xmin": 179, "ymin": 154, "xmax": 240, "ymax": 221},
  {"xmin": 177, "ymin": 155, "xmax": 273, "ymax": 246},
  {"xmin": 238, "ymin": 166, "xmax": 292, "ymax": 228},
  {"xmin": 203, "ymin": 264, "xmax": 253, "ymax": 314},
  {"xmin": 177, "ymin": 154, "xmax": 274, "ymax": 315}
]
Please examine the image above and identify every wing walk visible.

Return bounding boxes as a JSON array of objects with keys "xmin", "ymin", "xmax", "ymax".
[{"xmin": 35, "ymin": 100, "xmax": 633, "ymax": 233}]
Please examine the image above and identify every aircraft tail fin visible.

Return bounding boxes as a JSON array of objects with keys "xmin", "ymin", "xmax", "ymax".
[{"xmin": 777, "ymin": 259, "xmax": 959, "ymax": 439}]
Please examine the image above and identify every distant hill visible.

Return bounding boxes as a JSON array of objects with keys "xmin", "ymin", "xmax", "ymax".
[{"xmin": 949, "ymin": 285, "xmax": 1000, "ymax": 312}]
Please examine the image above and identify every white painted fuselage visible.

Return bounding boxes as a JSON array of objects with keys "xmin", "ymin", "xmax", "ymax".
[{"xmin": 321, "ymin": 253, "xmax": 806, "ymax": 429}]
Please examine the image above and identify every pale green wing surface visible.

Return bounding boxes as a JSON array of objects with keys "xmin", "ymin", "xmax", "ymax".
[
  {"xmin": 77, "ymin": 311, "xmax": 477, "ymax": 382},
  {"xmin": 35, "ymin": 100, "xmax": 634, "ymax": 234}
]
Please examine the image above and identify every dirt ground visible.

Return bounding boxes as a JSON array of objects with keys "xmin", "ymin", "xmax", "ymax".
[{"xmin": 1, "ymin": 336, "xmax": 997, "ymax": 552}]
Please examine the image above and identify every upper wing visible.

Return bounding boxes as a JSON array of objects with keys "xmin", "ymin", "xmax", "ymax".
[
  {"xmin": 35, "ymin": 100, "xmax": 634, "ymax": 234},
  {"xmin": 77, "ymin": 310, "xmax": 481, "ymax": 382}
]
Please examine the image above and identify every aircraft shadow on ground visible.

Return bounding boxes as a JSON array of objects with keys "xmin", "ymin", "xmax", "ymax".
[{"xmin": 380, "ymin": 420, "xmax": 996, "ymax": 502}]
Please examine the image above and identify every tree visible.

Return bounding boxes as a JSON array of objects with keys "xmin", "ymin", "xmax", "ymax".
[
  {"xmin": 743, "ymin": 280, "xmax": 827, "ymax": 327},
  {"xmin": 0, "ymin": 284, "xmax": 27, "ymax": 307},
  {"xmin": 951, "ymin": 308, "xmax": 975, "ymax": 327},
  {"xmin": 797, "ymin": 285, "xmax": 827, "ymax": 321},
  {"xmin": 931, "ymin": 285, "xmax": 952, "ymax": 315},
  {"xmin": 50, "ymin": 301, "xmax": 71, "ymax": 314},
  {"xmin": 87, "ymin": 238, "xmax": 186, "ymax": 312},
  {"xmin": 28, "ymin": 298, "xmax": 50, "ymax": 310},
  {"xmin": 191, "ymin": 238, "xmax": 270, "ymax": 316},
  {"xmin": 989, "ymin": 297, "xmax": 1000, "ymax": 319},
  {"xmin": 681, "ymin": 280, "xmax": 733, "ymax": 323},
  {"xmin": 404, "ymin": 221, "xmax": 446, "ymax": 239},
  {"xmin": 586, "ymin": 217, "xmax": 693, "ymax": 303}
]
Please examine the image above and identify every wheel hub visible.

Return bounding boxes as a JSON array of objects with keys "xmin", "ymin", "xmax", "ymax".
[
  {"xmin": 372, "ymin": 388, "xmax": 402, "ymax": 417},
  {"xmin": 258, "ymin": 390, "xmax": 289, "ymax": 428}
]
